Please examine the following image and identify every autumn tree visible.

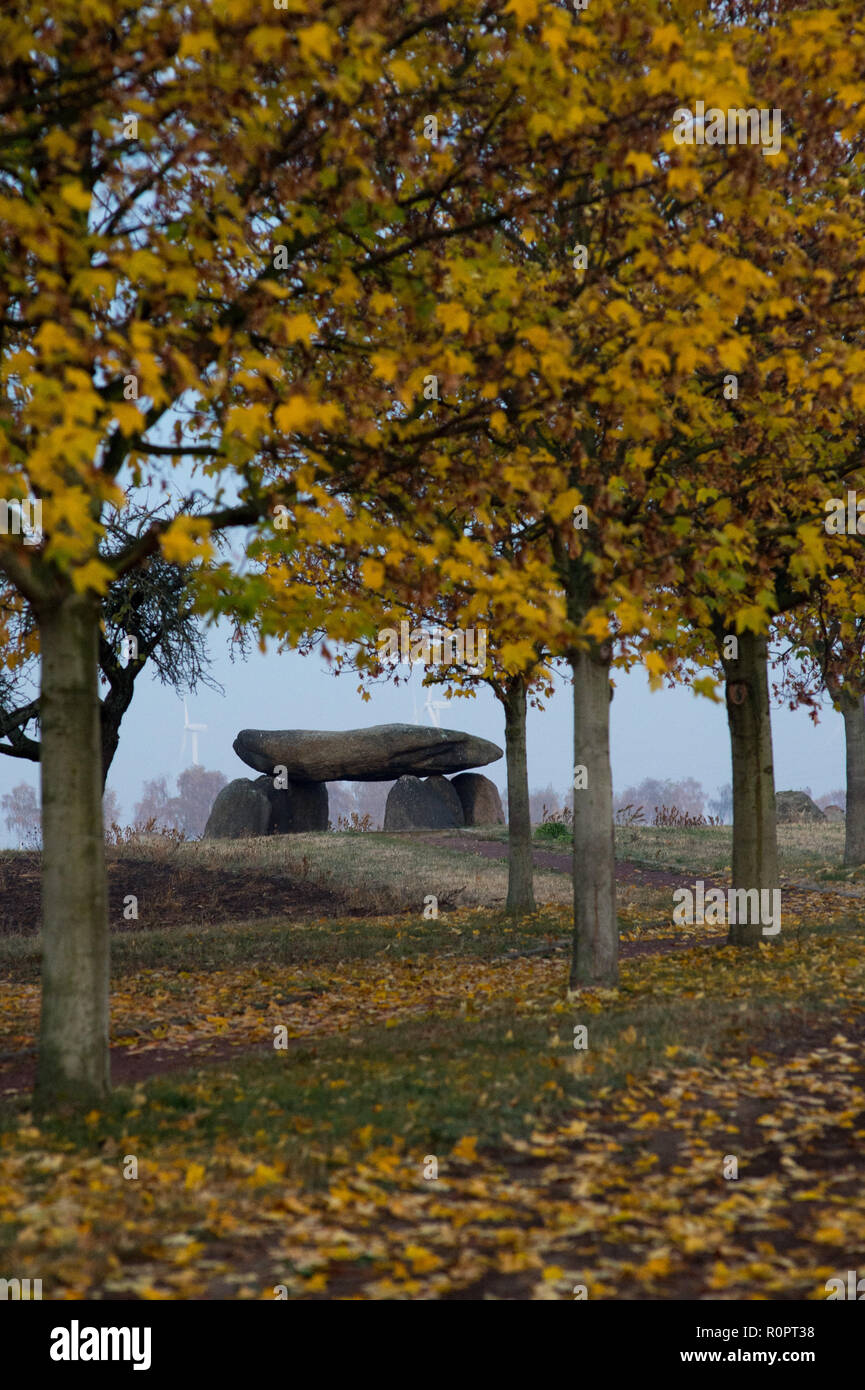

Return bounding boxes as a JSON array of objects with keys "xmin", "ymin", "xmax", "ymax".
[
  {"xmin": 0, "ymin": 0, "xmax": 609, "ymax": 1108},
  {"xmin": 774, "ymin": 587, "xmax": 865, "ymax": 866},
  {"xmin": 463, "ymin": 3, "xmax": 865, "ymax": 973},
  {"xmin": 0, "ymin": 503, "xmax": 224, "ymax": 783}
]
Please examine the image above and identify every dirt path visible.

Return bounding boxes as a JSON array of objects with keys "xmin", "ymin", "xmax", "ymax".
[{"xmin": 421, "ymin": 834, "xmax": 728, "ymax": 891}]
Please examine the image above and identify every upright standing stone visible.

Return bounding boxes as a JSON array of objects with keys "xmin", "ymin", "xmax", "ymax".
[
  {"xmin": 203, "ymin": 779, "xmax": 272, "ymax": 839},
  {"xmin": 384, "ymin": 775, "xmax": 463, "ymax": 830},
  {"xmin": 254, "ymin": 775, "xmax": 329, "ymax": 832},
  {"xmin": 450, "ymin": 773, "xmax": 505, "ymax": 826},
  {"xmin": 422, "ymin": 775, "xmax": 465, "ymax": 826}
]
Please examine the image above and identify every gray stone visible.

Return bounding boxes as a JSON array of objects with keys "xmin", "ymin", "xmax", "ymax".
[
  {"xmin": 253, "ymin": 775, "xmax": 329, "ymax": 833},
  {"xmin": 203, "ymin": 779, "xmax": 272, "ymax": 839},
  {"xmin": 822, "ymin": 804, "xmax": 845, "ymax": 822},
  {"xmin": 383, "ymin": 775, "xmax": 463, "ymax": 831},
  {"xmin": 422, "ymin": 775, "xmax": 465, "ymax": 826},
  {"xmin": 450, "ymin": 772, "xmax": 505, "ymax": 826},
  {"xmin": 233, "ymin": 723, "xmax": 503, "ymax": 781},
  {"xmin": 775, "ymin": 790, "xmax": 826, "ymax": 823}
]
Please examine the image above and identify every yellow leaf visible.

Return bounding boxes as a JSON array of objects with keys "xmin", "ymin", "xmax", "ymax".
[
  {"xmin": 60, "ymin": 182, "xmax": 92, "ymax": 213},
  {"xmin": 362, "ymin": 560, "xmax": 385, "ymax": 589},
  {"xmin": 644, "ymin": 651, "xmax": 666, "ymax": 686},
  {"xmin": 652, "ymin": 23, "xmax": 681, "ymax": 55},
  {"xmin": 505, "ymin": 0, "xmax": 539, "ymax": 25},
  {"xmin": 405, "ymin": 1244, "xmax": 442, "ymax": 1273},
  {"xmin": 451, "ymin": 1134, "xmax": 478, "ymax": 1162},
  {"xmin": 71, "ymin": 559, "xmax": 114, "ymax": 595},
  {"xmin": 370, "ymin": 352, "xmax": 400, "ymax": 383},
  {"xmin": 625, "ymin": 151, "xmax": 654, "ymax": 179},
  {"xmin": 388, "ymin": 58, "xmax": 420, "ymax": 90},
  {"xmin": 160, "ymin": 516, "xmax": 213, "ymax": 565},
  {"xmin": 113, "ymin": 403, "xmax": 142, "ymax": 435},
  {"xmin": 274, "ymin": 396, "xmax": 316, "ymax": 432},
  {"xmin": 284, "ymin": 313, "xmax": 317, "ymax": 345},
  {"xmin": 185, "ymin": 1162, "xmax": 206, "ymax": 1189},
  {"xmin": 369, "ymin": 291, "xmax": 394, "ymax": 314},
  {"xmin": 435, "ymin": 302, "xmax": 471, "ymax": 335},
  {"xmin": 249, "ymin": 1163, "xmax": 281, "ymax": 1187},
  {"xmin": 298, "ymin": 23, "xmax": 333, "ymax": 63},
  {"xmin": 178, "ymin": 32, "xmax": 218, "ymax": 60}
]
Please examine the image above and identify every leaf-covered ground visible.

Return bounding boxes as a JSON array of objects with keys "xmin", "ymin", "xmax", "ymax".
[{"xmin": 1, "ymin": 877, "xmax": 863, "ymax": 1300}]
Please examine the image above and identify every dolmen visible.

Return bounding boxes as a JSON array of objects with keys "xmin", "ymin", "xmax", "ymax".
[{"xmin": 203, "ymin": 723, "xmax": 505, "ymax": 838}]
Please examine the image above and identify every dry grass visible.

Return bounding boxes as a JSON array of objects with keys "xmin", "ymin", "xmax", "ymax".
[
  {"xmin": 613, "ymin": 822, "xmax": 848, "ymax": 879},
  {"xmin": 98, "ymin": 820, "xmax": 853, "ymax": 921},
  {"xmin": 184, "ymin": 831, "xmax": 572, "ymax": 912}
]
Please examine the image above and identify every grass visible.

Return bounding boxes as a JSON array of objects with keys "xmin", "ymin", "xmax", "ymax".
[
  {"xmin": 182, "ymin": 829, "xmax": 572, "ymax": 913},
  {"xmin": 613, "ymin": 822, "xmax": 850, "ymax": 879},
  {"xmin": 3, "ymin": 916, "xmax": 860, "ymax": 1179},
  {"xmin": 0, "ymin": 906, "xmax": 573, "ymax": 984},
  {"xmin": 1, "ymin": 824, "xmax": 863, "ymax": 1298}
]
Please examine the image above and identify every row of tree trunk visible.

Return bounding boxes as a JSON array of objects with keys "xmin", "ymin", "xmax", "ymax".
[{"xmin": 500, "ymin": 629, "xmax": 865, "ymax": 984}]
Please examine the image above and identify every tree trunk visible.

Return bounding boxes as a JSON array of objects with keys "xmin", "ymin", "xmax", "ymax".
[
  {"xmin": 569, "ymin": 648, "xmax": 617, "ymax": 987},
  {"xmin": 722, "ymin": 629, "xmax": 779, "ymax": 945},
  {"xmin": 503, "ymin": 678, "xmax": 536, "ymax": 914},
  {"xmin": 840, "ymin": 687, "xmax": 865, "ymax": 867},
  {"xmin": 34, "ymin": 591, "xmax": 110, "ymax": 1110}
]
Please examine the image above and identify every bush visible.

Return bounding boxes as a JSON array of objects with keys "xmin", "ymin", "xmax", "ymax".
[{"xmin": 535, "ymin": 821, "xmax": 572, "ymax": 843}]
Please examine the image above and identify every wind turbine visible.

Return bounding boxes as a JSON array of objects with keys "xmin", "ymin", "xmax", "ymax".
[
  {"xmin": 181, "ymin": 699, "xmax": 207, "ymax": 766},
  {"xmin": 423, "ymin": 691, "xmax": 448, "ymax": 728}
]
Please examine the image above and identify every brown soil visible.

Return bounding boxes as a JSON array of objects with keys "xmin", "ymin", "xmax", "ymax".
[{"xmin": 0, "ymin": 851, "xmax": 360, "ymax": 937}]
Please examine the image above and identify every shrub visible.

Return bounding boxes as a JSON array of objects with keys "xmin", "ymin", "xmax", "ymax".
[
  {"xmin": 330, "ymin": 812, "xmax": 373, "ymax": 833},
  {"xmin": 536, "ymin": 820, "xmax": 572, "ymax": 842}
]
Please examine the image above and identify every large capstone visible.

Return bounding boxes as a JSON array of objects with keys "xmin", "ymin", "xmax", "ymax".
[{"xmin": 233, "ymin": 723, "xmax": 503, "ymax": 781}]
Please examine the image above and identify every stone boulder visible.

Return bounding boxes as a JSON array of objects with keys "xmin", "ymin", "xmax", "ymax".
[
  {"xmin": 822, "ymin": 804, "xmax": 845, "ymax": 822},
  {"xmin": 422, "ymin": 775, "xmax": 465, "ymax": 826},
  {"xmin": 450, "ymin": 772, "xmax": 505, "ymax": 826},
  {"xmin": 775, "ymin": 790, "xmax": 826, "ymax": 823},
  {"xmin": 253, "ymin": 775, "xmax": 329, "ymax": 833},
  {"xmin": 383, "ymin": 775, "xmax": 463, "ymax": 830},
  {"xmin": 203, "ymin": 778, "xmax": 272, "ymax": 839},
  {"xmin": 233, "ymin": 723, "xmax": 503, "ymax": 781}
]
